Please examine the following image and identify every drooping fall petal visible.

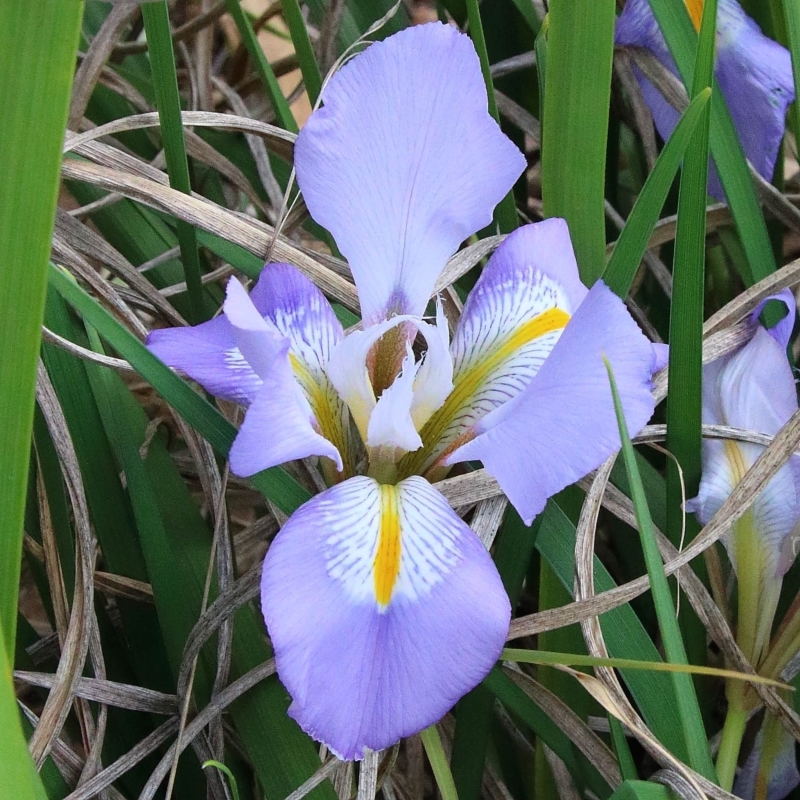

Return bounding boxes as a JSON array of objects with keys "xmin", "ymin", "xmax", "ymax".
[
  {"xmin": 261, "ymin": 475, "xmax": 510, "ymax": 760},
  {"xmin": 447, "ymin": 280, "xmax": 659, "ymax": 524},
  {"xmin": 615, "ymin": 0, "xmax": 794, "ymax": 199}
]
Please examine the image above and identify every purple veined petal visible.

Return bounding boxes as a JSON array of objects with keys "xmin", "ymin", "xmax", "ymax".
[
  {"xmin": 225, "ymin": 274, "xmax": 353, "ymax": 476},
  {"xmin": 399, "ymin": 221, "xmax": 583, "ymax": 478},
  {"xmin": 147, "ymin": 316, "xmax": 263, "ymax": 406},
  {"xmin": 294, "ymin": 22, "xmax": 526, "ymax": 326},
  {"xmin": 367, "ymin": 344, "xmax": 423, "ymax": 452},
  {"xmin": 249, "ymin": 263, "xmax": 356, "ymax": 474},
  {"xmin": 734, "ymin": 714, "xmax": 800, "ymax": 800},
  {"xmin": 749, "ymin": 289, "xmax": 797, "ymax": 350},
  {"xmin": 615, "ymin": 0, "xmax": 795, "ymax": 200},
  {"xmin": 229, "ymin": 351, "xmax": 344, "ymax": 476},
  {"xmin": 261, "ymin": 475, "xmax": 510, "ymax": 761},
  {"xmin": 446, "ymin": 281, "xmax": 659, "ymax": 525},
  {"xmin": 223, "ymin": 277, "xmax": 287, "ymax": 377}
]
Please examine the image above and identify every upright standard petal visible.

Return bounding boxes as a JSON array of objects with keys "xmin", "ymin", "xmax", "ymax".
[
  {"xmin": 261, "ymin": 475, "xmax": 510, "ymax": 760},
  {"xmin": 147, "ymin": 315, "xmax": 263, "ymax": 406},
  {"xmin": 447, "ymin": 281, "xmax": 658, "ymax": 524},
  {"xmin": 399, "ymin": 221, "xmax": 582, "ymax": 478},
  {"xmin": 224, "ymin": 275, "xmax": 346, "ymax": 476},
  {"xmin": 294, "ymin": 22, "xmax": 526, "ymax": 325},
  {"xmin": 616, "ymin": 0, "xmax": 794, "ymax": 198}
]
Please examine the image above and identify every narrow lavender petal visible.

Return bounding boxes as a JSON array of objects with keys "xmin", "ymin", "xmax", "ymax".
[
  {"xmin": 294, "ymin": 22, "xmax": 525, "ymax": 325},
  {"xmin": 447, "ymin": 281, "xmax": 658, "ymax": 524},
  {"xmin": 261, "ymin": 475, "xmax": 510, "ymax": 760},
  {"xmin": 146, "ymin": 317, "xmax": 262, "ymax": 406},
  {"xmin": 249, "ymin": 262, "xmax": 344, "ymax": 374},
  {"xmin": 230, "ymin": 352, "xmax": 343, "ymax": 476},
  {"xmin": 749, "ymin": 289, "xmax": 797, "ymax": 349}
]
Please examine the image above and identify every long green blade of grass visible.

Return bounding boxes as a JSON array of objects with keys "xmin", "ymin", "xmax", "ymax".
[
  {"xmin": 224, "ymin": 0, "xmax": 298, "ymax": 133},
  {"xmin": 141, "ymin": 1, "xmax": 206, "ymax": 323},
  {"xmin": 0, "ymin": 1, "xmax": 83, "ymax": 795},
  {"xmin": 605, "ymin": 360, "xmax": 716, "ymax": 780},
  {"xmin": 541, "ymin": 0, "xmax": 616, "ymax": 284},
  {"xmin": 647, "ymin": 0, "xmax": 776, "ymax": 286},
  {"xmin": 603, "ymin": 88, "xmax": 711, "ymax": 297},
  {"xmin": 465, "ymin": 0, "xmax": 518, "ymax": 233},
  {"xmin": 0, "ymin": 0, "xmax": 83, "ymax": 661},
  {"xmin": 665, "ymin": 0, "xmax": 716, "ymax": 529},
  {"xmin": 280, "ymin": 0, "xmax": 323, "ymax": 105}
]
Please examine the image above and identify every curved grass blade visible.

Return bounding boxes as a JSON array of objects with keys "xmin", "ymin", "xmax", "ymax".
[
  {"xmin": 603, "ymin": 88, "xmax": 711, "ymax": 298},
  {"xmin": 141, "ymin": 1, "xmax": 206, "ymax": 323},
  {"xmin": 541, "ymin": 0, "xmax": 616, "ymax": 284},
  {"xmin": 605, "ymin": 358, "xmax": 716, "ymax": 780}
]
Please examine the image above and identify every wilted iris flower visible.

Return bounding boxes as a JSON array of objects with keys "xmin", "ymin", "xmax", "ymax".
[
  {"xmin": 687, "ymin": 291, "xmax": 799, "ymax": 669},
  {"xmin": 688, "ymin": 292, "xmax": 799, "ymax": 798},
  {"xmin": 149, "ymin": 23, "xmax": 663, "ymax": 760},
  {"xmin": 615, "ymin": 0, "xmax": 795, "ymax": 199}
]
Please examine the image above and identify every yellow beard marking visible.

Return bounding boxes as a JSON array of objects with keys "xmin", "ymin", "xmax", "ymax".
[
  {"xmin": 685, "ymin": 0, "xmax": 704, "ymax": 31},
  {"xmin": 289, "ymin": 352, "xmax": 349, "ymax": 475},
  {"xmin": 399, "ymin": 307, "xmax": 570, "ymax": 477},
  {"xmin": 724, "ymin": 440, "xmax": 748, "ymax": 483},
  {"xmin": 374, "ymin": 484, "xmax": 402, "ymax": 609}
]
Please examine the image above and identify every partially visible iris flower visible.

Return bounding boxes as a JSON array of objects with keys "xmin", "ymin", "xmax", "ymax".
[
  {"xmin": 148, "ymin": 23, "xmax": 663, "ymax": 760},
  {"xmin": 687, "ymin": 292, "xmax": 800, "ymax": 798},
  {"xmin": 615, "ymin": 0, "xmax": 795, "ymax": 199}
]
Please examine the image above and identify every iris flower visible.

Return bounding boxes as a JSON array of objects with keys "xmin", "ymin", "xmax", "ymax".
[
  {"xmin": 615, "ymin": 0, "xmax": 794, "ymax": 199},
  {"xmin": 687, "ymin": 291, "xmax": 799, "ymax": 670},
  {"xmin": 687, "ymin": 292, "xmax": 799, "ymax": 798},
  {"xmin": 148, "ymin": 22, "xmax": 663, "ymax": 760}
]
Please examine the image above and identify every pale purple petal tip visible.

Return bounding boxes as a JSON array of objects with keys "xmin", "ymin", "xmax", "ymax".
[
  {"xmin": 749, "ymin": 289, "xmax": 796, "ymax": 349},
  {"xmin": 146, "ymin": 317, "xmax": 262, "ymax": 406},
  {"xmin": 295, "ymin": 22, "xmax": 525, "ymax": 324},
  {"xmin": 734, "ymin": 718, "xmax": 800, "ymax": 800},
  {"xmin": 261, "ymin": 476, "xmax": 510, "ymax": 760},
  {"xmin": 447, "ymin": 281, "xmax": 658, "ymax": 524}
]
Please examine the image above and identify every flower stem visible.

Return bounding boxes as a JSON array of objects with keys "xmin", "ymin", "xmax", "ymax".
[{"xmin": 715, "ymin": 703, "xmax": 748, "ymax": 793}]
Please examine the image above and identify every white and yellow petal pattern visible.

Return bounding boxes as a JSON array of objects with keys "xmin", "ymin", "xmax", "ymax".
[{"xmin": 260, "ymin": 475, "xmax": 510, "ymax": 761}]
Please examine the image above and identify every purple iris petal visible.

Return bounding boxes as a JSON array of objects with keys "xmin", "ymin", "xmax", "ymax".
[
  {"xmin": 294, "ymin": 22, "xmax": 526, "ymax": 325},
  {"xmin": 147, "ymin": 314, "xmax": 263, "ymax": 406},
  {"xmin": 749, "ymin": 288, "xmax": 797, "ymax": 349},
  {"xmin": 447, "ymin": 280, "xmax": 659, "ymax": 524},
  {"xmin": 734, "ymin": 716, "xmax": 800, "ymax": 800},
  {"xmin": 415, "ymin": 221, "xmax": 580, "ymax": 473},
  {"xmin": 261, "ymin": 475, "xmax": 510, "ymax": 760},
  {"xmin": 688, "ymin": 322, "xmax": 800, "ymax": 578},
  {"xmin": 615, "ymin": 0, "xmax": 794, "ymax": 200}
]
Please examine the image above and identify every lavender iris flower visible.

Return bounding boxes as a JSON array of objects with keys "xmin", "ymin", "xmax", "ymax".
[
  {"xmin": 148, "ymin": 23, "xmax": 663, "ymax": 760},
  {"xmin": 734, "ymin": 714, "xmax": 800, "ymax": 800},
  {"xmin": 615, "ymin": 0, "xmax": 795, "ymax": 200},
  {"xmin": 687, "ymin": 291, "xmax": 800, "ymax": 669}
]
